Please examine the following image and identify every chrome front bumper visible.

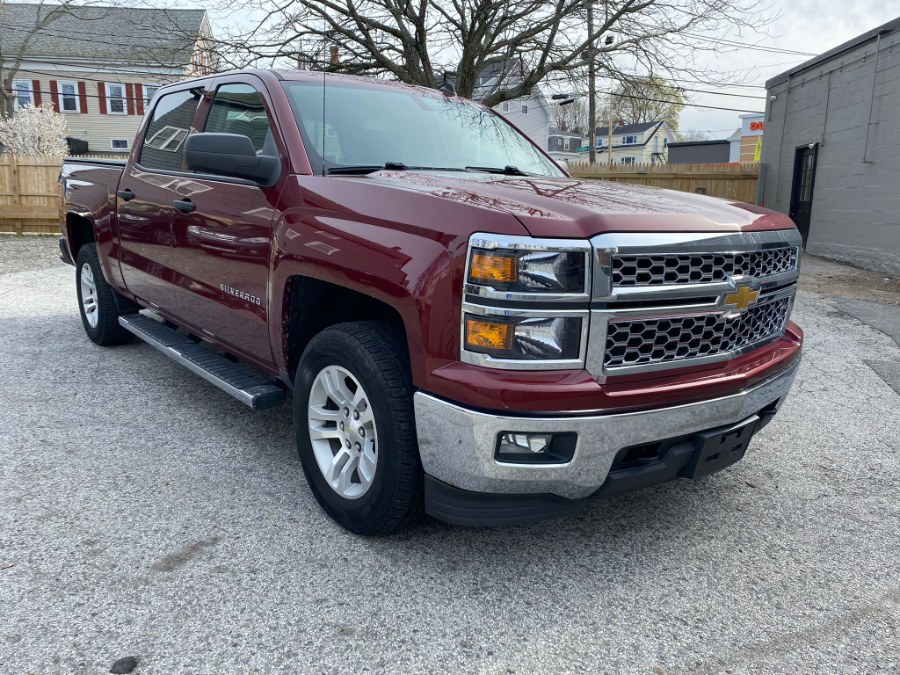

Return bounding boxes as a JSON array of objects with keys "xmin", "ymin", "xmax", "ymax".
[{"xmin": 414, "ymin": 360, "xmax": 799, "ymax": 500}]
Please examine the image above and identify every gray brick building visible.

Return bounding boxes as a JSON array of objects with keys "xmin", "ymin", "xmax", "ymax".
[{"xmin": 759, "ymin": 17, "xmax": 900, "ymax": 274}]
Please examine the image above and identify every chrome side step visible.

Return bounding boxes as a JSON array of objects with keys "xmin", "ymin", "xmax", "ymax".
[{"xmin": 119, "ymin": 314, "xmax": 286, "ymax": 410}]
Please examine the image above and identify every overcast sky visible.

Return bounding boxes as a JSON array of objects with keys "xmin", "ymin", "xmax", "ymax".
[{"xmin": 678, "ymin": 2, "xmax": 898, "ymax": 137}]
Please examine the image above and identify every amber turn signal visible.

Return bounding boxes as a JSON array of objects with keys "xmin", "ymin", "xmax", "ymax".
[
  {"xmin": 469, "ymin": 251, "xmax": 518, "ymax": 284},
  {"xmin": 465, "ymin": 316, "xmax": 513, "ymax": 353}
]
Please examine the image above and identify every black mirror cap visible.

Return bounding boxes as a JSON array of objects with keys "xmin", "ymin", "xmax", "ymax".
[{"xmin": 184, "ymin": 133, "xmax": 281, "ymax": 187}]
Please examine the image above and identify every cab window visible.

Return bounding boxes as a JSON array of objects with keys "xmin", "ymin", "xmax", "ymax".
[
  {"xmin": 139, "ymin": 89, "xmax": 202, "ymax": 172},
  {"xmin": 204, "ymin": 83, "xmax": 278, "ymax": 157}
]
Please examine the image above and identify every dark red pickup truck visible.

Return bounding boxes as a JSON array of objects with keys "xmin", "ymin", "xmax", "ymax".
[{"xmin": 59, "ymin": 69, "xmax": 803, "ymax": 534}]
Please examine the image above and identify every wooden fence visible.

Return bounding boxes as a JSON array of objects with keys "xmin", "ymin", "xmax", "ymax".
[
  {"xmin": 2, "ymin": 156, "xmax": 761, "ymax": 235},
  {"xmin": 0, "ymin": 156, "xmax": 64, "ymax": 234},
  {"xmin": 0, "ymin": 155, "xmax": 128, "ymax": 234},
  {"xmin": 566, "ymin": 161, "xmax": 760, "ymax": 204}
]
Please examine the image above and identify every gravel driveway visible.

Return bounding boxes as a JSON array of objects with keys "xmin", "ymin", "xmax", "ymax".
[{"xmin": 1, "ymin": 237, "xmax": 898, "ymax": 674}]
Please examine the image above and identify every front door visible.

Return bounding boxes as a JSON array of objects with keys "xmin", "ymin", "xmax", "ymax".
[
  {"xmin": 170, "ymin": 80, "xmax": 286, "ymax": 365},
  {"xmin": 789, "ymin": 145, "xmax": 818, "ymax": 248},
  {"xmin": 117, "ymin": 88, "xmax": 202, "ymax": 311}
]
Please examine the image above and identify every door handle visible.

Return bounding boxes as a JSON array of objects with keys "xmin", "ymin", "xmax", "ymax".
[
  {"xmin": 173, "ymin": 199, "xmax": 195, "ymax": 213},
  {"xmin": 117, "ymin": 189, "xmax": 135, "ymax": 201}
]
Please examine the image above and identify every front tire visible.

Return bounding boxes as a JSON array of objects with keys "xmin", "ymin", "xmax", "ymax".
[
  {"xmin": 293, "ymin": 322, "xmax": 423, "ymax": 535},
  {"xmin": 75, "ymin": 244, "xmax": 133, "ymax": 346}
]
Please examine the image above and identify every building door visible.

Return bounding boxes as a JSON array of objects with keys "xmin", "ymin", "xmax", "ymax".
[{"xmin": 789, "ymin": 145, "xmax": 818, "ymax": 247}]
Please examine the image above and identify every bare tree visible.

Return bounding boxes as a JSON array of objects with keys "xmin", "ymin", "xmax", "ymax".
[
  {"xmin": 213, "ymin": 0, "xmax": 772, "ymax": 107},
  {"xmin": 0, "ymin": 0, "xmax": 83, "ymax": 118},
  {"xmin": 553, "ymin": 98, "xmax": 589, "ymax": 134},
  {"xmin": 678, "ymin": 129, "xmax": 712, "ymax": 141},
  {"xmin": 610, "ymin": 75, "xmax": 684, "ymax": 130}
]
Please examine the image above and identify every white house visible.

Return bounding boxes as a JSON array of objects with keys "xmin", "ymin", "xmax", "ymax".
[
  {"xmin": 1, "ymin": 3, "xmax": 214, "ymax": 154},
  {"xmin": 593, "ymin": 121, "xmax": 677, "ymax": 165},
  {"xmin": 470, "ymin": 60, "xmax": 583, "ymax": 164}
]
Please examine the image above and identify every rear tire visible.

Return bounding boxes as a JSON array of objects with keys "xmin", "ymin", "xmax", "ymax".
[
  {"xmin": 75, "ymin": 244, "xmax": 133, "ymax": 346},
  {"xmin": 293, "ymin": 321, "xmax": 423, "ymax": 535}
]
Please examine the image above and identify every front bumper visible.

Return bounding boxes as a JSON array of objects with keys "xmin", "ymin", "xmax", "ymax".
[{"xmin": 415, "ymin": 359, "xmax": 799, "ymax": 523}]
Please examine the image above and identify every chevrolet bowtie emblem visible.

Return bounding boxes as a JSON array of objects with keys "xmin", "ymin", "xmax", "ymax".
[{"xmin": 723, "ymin": 285, "xmax": 760, "ymax": 313}]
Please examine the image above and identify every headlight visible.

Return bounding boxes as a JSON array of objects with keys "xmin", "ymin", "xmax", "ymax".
[
  {"xmin": 467, "ymin": 248, "xmax": 587, "ymax": 293},
  {"xmin": 461, "ymin": 234, "xmax": 591, "ymax": 370},
  {"xmin": 464, "ymin": 314, "xmax": 583, "ymax": 360}
]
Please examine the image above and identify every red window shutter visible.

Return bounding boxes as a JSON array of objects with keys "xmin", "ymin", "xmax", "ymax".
[
  {"xmin": 77, "ymin": 81, "xmax": 88, "ymax": 114},
  {"xmin": 125, "ymin": 83, "xmax": 135, "ymax": 116},
  {"xmin": 135, "ymin": 84, "xmax": 144, "ymax": 116},
  {"xmin": 97, "ymin": 82, "xmax": 107, "ymax": 115},
  {"xmin": 31, "ymin": 80, "xmax": 42, "ymax": 107},
  {"xmin": 48, "ymin": 80, "xmax": 60, "ymax": 112}
]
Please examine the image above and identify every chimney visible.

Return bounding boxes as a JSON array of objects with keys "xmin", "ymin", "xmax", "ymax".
[{"xmin": 330, "ymin": 46, "xmax": 339, "ymax": 65}]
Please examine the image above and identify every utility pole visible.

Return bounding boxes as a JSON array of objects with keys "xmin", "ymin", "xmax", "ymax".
[
  {"xmin": 586, "ymin": 0, "xmax": 596, "ymax": 165},
  {"xmin": 608, "ymin": 105, "xmax": 614, "ymax": 166}
]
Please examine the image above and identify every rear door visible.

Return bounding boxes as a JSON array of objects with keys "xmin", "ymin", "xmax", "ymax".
[
  {"xmin": 170, "ymin": 77, "xmax": 288, "ymax": 365},
  {"xmin": 117, "ymin": 88, "xmax": 203, "ymax": 311}
]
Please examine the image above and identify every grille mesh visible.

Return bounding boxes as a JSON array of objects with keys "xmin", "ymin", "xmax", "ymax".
[
  {"xmin": 604, "ymin": 297, "xmax": 790, "ymax": 370},
  {"xmin": 612, "ymin": 247, "xmax": 798, "ymax": 287}
]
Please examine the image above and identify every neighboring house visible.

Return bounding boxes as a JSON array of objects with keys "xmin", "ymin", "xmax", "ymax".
[
  {"xmin": 667, "ymin": 139, "xmax": 731, "ymax": 164},
  {"xmin": 759, "ymin": 16, "xmax": 899, "ymax": 274},
  {"xmin": 727, "ymin": 128, "xmax": 742, "ymax": 162},
  {"xmin": 1, "ymin": 3, "xmax": 213, "ymax": 154},
  {"xmin": 471, "ymin": 60, "xmax": 583, "ymax": 163},
  {"xmin": 593, "ymin": 121, "xmax": 676, "ymax": 165}
]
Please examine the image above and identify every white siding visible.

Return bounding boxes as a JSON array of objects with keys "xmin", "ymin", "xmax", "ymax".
[
  {"xmin": 12, "ymin": 68, "xmax": 184, "ymax": 153},
  {"xmin": 494, "ymin": 95, "xmax": 550, "ymax": 150}
]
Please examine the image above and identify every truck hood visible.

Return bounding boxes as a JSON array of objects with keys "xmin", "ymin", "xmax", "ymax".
[{"xmin": 355, "ymin": 170, "xmax": 793, "ymax": 238}]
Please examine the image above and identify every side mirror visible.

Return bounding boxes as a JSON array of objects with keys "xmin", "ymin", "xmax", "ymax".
[{"xmin": 184, "ymin": 133, "xmax": 280, "ymax": 186}]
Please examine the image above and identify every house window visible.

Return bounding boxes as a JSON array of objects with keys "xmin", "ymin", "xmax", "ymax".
[
  {"xmin": 12, "ymin": 80, "xmax": 34, "ymax": 109},
  {"xmin": 501, "ymin": 102, "xmax": 509, "ymax": 113},
  {"xmin": 143, "ymin": 84, "xmax": 159, "ymax": 104},
  {"xmin": 58, "ymin": 81, "xmax": 79, "ymax": 113},
  {"xmin": 110, "ymin": 139, "xmax": 129, "ymax": 150},
  {"xmin": 621, "ymin": 157, "xmax": 635, "ymax": 165},
  {"xmin": 106, "ymin": 83, "xmax": 126, "ymax": 114},
  {"xmin": 622, "ymin": 135, "xmax": 637, "ymax": 145},
  {"xmin": 521, "ymin": 103, "xmax": 528, "ymax": 114}
]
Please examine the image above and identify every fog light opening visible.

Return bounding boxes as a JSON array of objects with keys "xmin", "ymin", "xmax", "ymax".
[{"xmin": 495, "ymin": 432, "xmax": 577, "ymax": 464}]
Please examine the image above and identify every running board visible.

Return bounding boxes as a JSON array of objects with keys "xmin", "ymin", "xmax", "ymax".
[{"xmin": 119, "ymin": 314, "xmax": 286, "ymax": 410}]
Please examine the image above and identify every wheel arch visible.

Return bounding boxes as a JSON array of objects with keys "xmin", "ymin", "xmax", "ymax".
[{"xmin": 281, "ymin": 276, "xmax": 413, "ymax": 382}]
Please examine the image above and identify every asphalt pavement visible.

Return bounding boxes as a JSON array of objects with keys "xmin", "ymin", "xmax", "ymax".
[{"xmin": 1, "ymin": 236, "xmax": 898, "ymax": 674}]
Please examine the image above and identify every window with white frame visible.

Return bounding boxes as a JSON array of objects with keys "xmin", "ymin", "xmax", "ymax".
[
  {"xmin": 58, "ymin": 81, "xmax": 79, "ymax": 113},
  {"xmin": 110, "ymin": 139, "xmax": 130, "ymax": 150},
  {"xmin": 143, "ymin": 83, "xmax": 159, "ymax": 104},
  {"xmin": 521, "ymin": 103, "xmax": 528, "ymax": 114},
  {"xmin": 622, "ymin": 135, "xmax": 637, "ymax": 145},
  {"xmin": 621, "ymin": 156, "xmax": 636, "ymax": 165},
  {"xmin": 501, "ymin": 101, "xmax": 509, "ymax": 113},
  {"xmin": 12, "ymin": 80, "xmax": 34, "ymax": 109},
  {"xmin": 106, "ymin": 83, "xmax": 126, "ymax": 114}
]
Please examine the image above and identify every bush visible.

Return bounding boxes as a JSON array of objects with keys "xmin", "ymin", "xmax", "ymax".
[{"xmin": 0, "ymin": 105, "xmax": 68, "ymax": 157}]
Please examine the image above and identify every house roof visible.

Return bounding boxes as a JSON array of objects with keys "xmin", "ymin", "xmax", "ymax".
[
  {"xmin": 548, "ymin": 126, "xmax": 582, "ymax": 138},
  {"xmin": 667, "ymin": 139, "xmax": 729, "ymax": 148},
  {"xmin": 766, "ymin": 16, "xmax": 900, "ymax": 88},
  {"xmin": 595, "ymin": 120, "xmax": 663, "ymax": 136},
  {"xmin": 0, "ymin": 3, "xmax": 208, "ymax": 68}
]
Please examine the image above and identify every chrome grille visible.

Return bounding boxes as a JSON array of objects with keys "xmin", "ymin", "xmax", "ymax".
[
  {"xmin": 611, "ymin": 246, "xmax": 799, "ymax": 287},
  {"xmin": 604, "ymin": 297, "xmax": 791, "ymax": 370}
]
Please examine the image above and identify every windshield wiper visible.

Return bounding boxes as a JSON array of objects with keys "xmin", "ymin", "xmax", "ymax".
[
  {"xmin": 464, "ymin": 165, "xmax": 533, "ymax": 176},
  {"xmin": 326, "ymin": 161, "xmax": 408, "ymax": 175}
]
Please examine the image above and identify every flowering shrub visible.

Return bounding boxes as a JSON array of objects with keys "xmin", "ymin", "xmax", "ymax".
[{"xmin": 0, "ymin": 105, "xmax": 68, "ymax": 157}]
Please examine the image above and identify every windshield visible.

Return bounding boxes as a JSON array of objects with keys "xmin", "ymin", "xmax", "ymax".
[{"xmin": 282, "ymin": 81, "xmax": 565, "ymax": 177}]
